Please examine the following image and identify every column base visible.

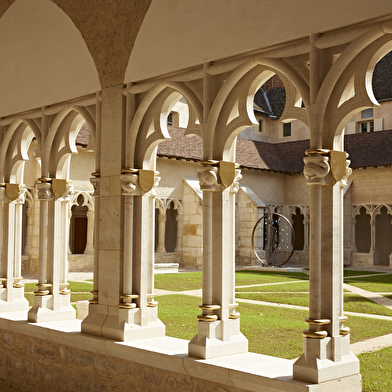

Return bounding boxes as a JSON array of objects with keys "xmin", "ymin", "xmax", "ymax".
[
  {"xmin": 0, "ymin": 288, "xmax": 29, "ymax": 311},
  {"xmin": 293, "ymin": 335, "xmax": 360, "ymax": 384},
  {"xmin": 27, "ymin": 294, "xmax": 76, "ymax": 323},
  {"xmin": 81, "ymin": 304, "xmax": 166, "ymax": 341},
  {"xmin": 188, "ymin": 319, "xmax": 248, "ymax": 359}
]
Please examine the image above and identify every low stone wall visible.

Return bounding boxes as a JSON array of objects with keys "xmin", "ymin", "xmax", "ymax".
[
  {"xmin": 0, "ymin": 312, "xmax": 359, "ymax": 392},
  {"xmin": 351, "ymin": 252, "xmax": 374, "ymax": 267},
  {"xmin": 68, "ymin": 254, "xmax": 94, "ymax": 272}
]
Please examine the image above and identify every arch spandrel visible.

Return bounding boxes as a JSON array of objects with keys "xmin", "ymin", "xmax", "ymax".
[{"xmin": 0, "ymin": 0, "xmax": 100, "ymax": 117}]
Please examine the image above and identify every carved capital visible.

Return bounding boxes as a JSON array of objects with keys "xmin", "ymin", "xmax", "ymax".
[
  {"xmin": 120, "ymin": 173, "xmax": 138, "ymax": 195},
  {"xmin": 15, "ymin": 185, "xmax": 27, "ymax": 204},
  {"xmin": 158, "ymin": 214, "xmax": 167, "ymax": 222},
  {"xmin": 303, "ymin": 155, "xmax": 330, "ymax": 184},
  {"xmin": 121, "ymin": 170, "xmax": 160, "ymax": 196},
  {"xmin": 197, "ymin": 166, "xmax": 219, "ymax": 190},
  {"xmin": 63, "ymin": 182, "xmax": 74, "ymax": 202},
  {"xmin": 90, "ymin": 178, "xmax": 101, "ymax": 197},
  {"xmin": 230, "ymin": 168, "xmax": 242, "ymax": 193},
  {"xmin": 36, "ymin": 182, "xmax": 53, "ymax": 200}
]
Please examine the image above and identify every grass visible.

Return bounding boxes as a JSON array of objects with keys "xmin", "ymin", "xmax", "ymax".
[
  {"xmin": 157, "ymin": 294, "xmax": 392, "ymax": 360},
  {"xmin": 359, "ymin": 347, "xmax": 392, "ymax": 392},
  {"xmin": 24, "ymin": 281, "xmax": 93, "ymax": 306},
  {"xmin": 155, "ymin": 272, "xmax": 202, "ymax": 291},
  {"xmin": 235, "ymin": 270, "xmax": 308, "ymax": 286},
  {"xmin": 236, "ymin": 281, "xmax": 309, "ymax": 292},
  {"xmin": 343, "ymin": 270, "xmax": 384, "ymax": 277},
  {"xmin": 345, "ymin": 274, "xmax": 392, "ymax": 292}
]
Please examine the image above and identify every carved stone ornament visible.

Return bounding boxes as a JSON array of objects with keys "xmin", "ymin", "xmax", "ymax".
[
  {"xmin": 231, "ymin": 168, "xmax": 242, "ymax": 193},
  {"xmin": 37, "ymin": 182, "xmax": 53, "ymax": 200},
  {"xmin": 64, "ymin": 182, "xmax": 74, "ymax": 202},
  {"xmin": 52, "ymin": 179, "xmax": 67, "ymax": 199},
  {"xmin": 6, "ymin": 183, "xmax": 20, "ymax": 202},
  {"xmin": 120, "ymin": 174, "xmax": 138, "ymax": 195},
  {"xmin": 15, "ymin": 186, "xmax": 27, "ymax": 204},
  {"xmin": 303, "ymin": 155, "xmax": 330, "ymax": 184},
  {"xmin": 90, "ymin": 178, "xmax": 100, "ymax": 197},
  {"xmin": 197, "ymin": 166, "xmax": 218, "ymax": 188},
  {"xmin": 219, "ymin": 161, "xmax": 236, "ymax": 188},
  {"xmin": 330, "ymin": 150, "xmax": 349, "ymax": 183},
  {"xmin": 139, "ymin": 170, "xmax": 155, "ymax": 193}
]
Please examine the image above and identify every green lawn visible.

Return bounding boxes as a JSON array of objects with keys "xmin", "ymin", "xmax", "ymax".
[
  {"xmin": 158, "ymin": 294, "xmax": 392, "ymax": 360},
  {"xmin": 359, "ymin": 347, "xmax": 392, "ymax": 392},
  {"xmin": 345, "ymin": 274, "xmax": 392, "ymax": 292}
]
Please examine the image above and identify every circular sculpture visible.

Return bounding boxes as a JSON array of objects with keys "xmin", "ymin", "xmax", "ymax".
[{"xmin": 251, "ymin": 212, "xmax": 295, "ymax": 267}]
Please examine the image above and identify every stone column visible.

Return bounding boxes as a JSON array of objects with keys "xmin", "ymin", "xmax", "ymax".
[
  {"xmin": 351, "ymin": 217, "xmax": 357, "ymax": 252},
  {"xmin": 60, "ymin": 182, "xmax": 73, "ymax": 294},
  {"xmin": 13, "ymin": 186, "xmax": 26, "ymax": 284},
  {"xmin": 82, "ymin": 85, "xmax": 164, "ymax": 341},
  {"xmin": 0, "ymin": 184, "xmax": 28, "ymax": 311},
  {"xmin": 293, "ymin": 150, "xmax": 359, "ymax": 384},
  {"xmin": 188, "ymin": 161, "xmax": 248, "ymax": 359},
  {"xmin": 84, "ymin": 210, "xmax": 94, "ymax": 254},
  {"xmin": 24, "ymin": 205, "xmax": 34, "ymax": 256},
  {"xmin": 28, "ymin": 179, "xmax": 75, "ymax": 322},
  {"xmin": 369, "ymin": 215, "xmax": 379, "ymax": 264},
  {"xmin": 156, "ymin": 213, "xmax": 167, "ymax": 253},
  {"xmin": 110, "ymin": 169, "xmax": 165, "ymax": 340},
  {"xmin": 303, "ymin": 212, "xmax": 309, "ymax": 252},
  {"xmin": 174, "ymin": 213, "xmax": 183, "ymax": 252}
]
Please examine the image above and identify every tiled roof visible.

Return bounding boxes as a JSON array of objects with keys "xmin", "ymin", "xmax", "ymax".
[
  {"xmin": 158, "ymin": 127, "xmax": 392, "ymax": 173},
  {"xmin": 373, "ymin": 51, "xmax": 392, "ymax": 101},
  {"xmin": 75, "ymin": 122, "xmax": 90, "ymax": 146},
  {"xmin": 345, "ymin": 130, "xmax": 392, "ymax": 168}
]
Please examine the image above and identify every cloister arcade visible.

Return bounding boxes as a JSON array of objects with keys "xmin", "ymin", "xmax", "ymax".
[{"xmin": 2, "ymin": 1, "xmax": 392, "ymax": 391}]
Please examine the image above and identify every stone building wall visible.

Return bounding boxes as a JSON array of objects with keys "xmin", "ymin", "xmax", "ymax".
[{"xmin": 181, "ymin": 180, "xmax": 203, "ymax": 268}]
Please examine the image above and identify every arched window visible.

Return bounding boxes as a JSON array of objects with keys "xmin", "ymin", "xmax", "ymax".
[
  {"xmin": 165, "ymin": 201, "xmax": 178, "ymax": 252},
  {"xmin": 292, "ymin": 207, "xmax": 304, "ymax": 251},
  {"xmin": 70, "ymin": 194, "xmax": 88, "ymax": 254},
  {"xmin": 375, "ymin": 206, "xmax": 392, "ymax": 265},
  {"xmin": 355, "ymin": 207, "xmax": 371, "ymax": 253}
]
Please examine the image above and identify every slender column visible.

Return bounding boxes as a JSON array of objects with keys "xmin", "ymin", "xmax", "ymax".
[
  {"xmin": 156, "ymin": 213, "xmax": 166, "ymax": 253},
  {"xmin": 28, "ymin": 179, "xmax": 75, "ymax": 322},
  {"xmin": 303, "ymin": 211, "xmax": 309, "ymax": 252},
  {"xmin": 13, "ymin": 187, "xmax": 26, "ymax": 284},
  {"xmin": 351, "ymin": 217, "xmax": 357, "ymax": 252},
  {"xmin": 370, "ymin": 216, "xmax": 376, "ymax": 252},
  {"xmin": 0, "ymin": 184, "xmax": 28, "ymax": 310},
  {"xmin": 293, "ymin": 150, "xmax": 359, "ymax": 384},
  {"xmin": 86, "ymin": 176, "xmax": 100, "ymax": 309},
  {"xmin": 107, "ymin": 169, "xmax": 165, "ymax": 340},
  {"xmin": 84, "ymin": 210, "xmax": 94, "ymax": 254},
  {"xmin": 189, "ymin": 161, "xmax": 247, "ymax": 359},
  {"xmin": 60, "ymin": 182, "xmax": 73, "ymax": 294},
  {"xmin": 369, "ymin": 215, "xmax": 379, "ymax": 265},
  {"xmin": 174, "ymin": 213, "xmax": 183, "ymax": 252},
  {"xmin": 24, "ymin": 206, "xmax": 34, "ymax": 255}
]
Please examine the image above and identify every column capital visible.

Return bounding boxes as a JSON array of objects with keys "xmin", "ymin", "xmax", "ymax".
[
  {"xmin": 36, "ymin": 181, "xmax": 53, "ymax": 201},
  {"xmin": 90, "ymin": 177, "xmax": 101, "ymax": 197},
  {"xmin": 197, "ymin": 160, "xmax": 241, "ymax": 192},
  {"xmin": 303, "ymin": 152, "xmax": 330, "ymax": 184},
  {"xmin": 121, "ymin": 169, "xmax": 160, "ymax": 196}
]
